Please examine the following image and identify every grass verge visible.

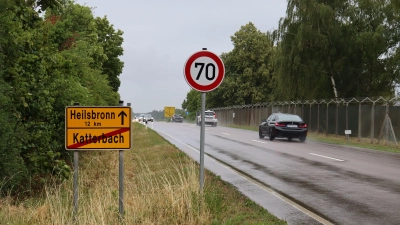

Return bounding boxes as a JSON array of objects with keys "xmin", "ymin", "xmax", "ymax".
[
  {"xmin": 0, "ymin": 122, "xmax": 286, "ymax": 224},
  {"xmin": 227, "ymin": 124, "xmax": 400, "ymax": 154}
]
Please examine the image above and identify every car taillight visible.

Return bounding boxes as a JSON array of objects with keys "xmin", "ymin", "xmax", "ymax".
[
  {"xmin": 275, "ymin": 122, "xmax": 285, "ymax": 127},
  {"xmin": 214, "ymin": 114, "xmax": 217, "ymax": 119},
  {"xmin": 299, "ymin": 123, "xmax": 307, "ymax": 128}
]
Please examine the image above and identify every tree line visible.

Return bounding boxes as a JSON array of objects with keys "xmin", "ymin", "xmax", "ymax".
[
  {"xmin": 0, "ymin": 0, "xmax": 123, "ymax": 195},
  {"xmin": 182, "ymin": 0, "xmax": 400, "ymax": 115}
]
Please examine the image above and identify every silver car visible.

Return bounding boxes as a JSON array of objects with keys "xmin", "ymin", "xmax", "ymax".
[
  {"xmin": 197, "ymin": 110, "xmax": 217, "ymax": 127},
  {"xmin": 143, "ymin": 114, "xmax": 153, "ymax": 123}
]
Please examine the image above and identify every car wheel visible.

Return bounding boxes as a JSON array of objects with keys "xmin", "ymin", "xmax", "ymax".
[
  {"xmin": 269, "ymin": 128, "xmax": 275, "ymax": 141},
  {"xmin": 299, "ymin": 136, "xmax": 306, "ymax": 142},
  {"xmin": 214, "ymin": 122, "xmax": 217, "ymax": 127},
  {"xmin": 259, "ymin": 130, "xmax": 264, "ymax": 139}
]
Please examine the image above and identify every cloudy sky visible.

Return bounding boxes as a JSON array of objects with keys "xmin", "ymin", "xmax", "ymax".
[{"xmin": 75, "ymin": 0, "xmax": 287, "ymax": 113}]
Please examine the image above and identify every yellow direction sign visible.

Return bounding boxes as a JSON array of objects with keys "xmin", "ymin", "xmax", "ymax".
[
  {"xmin": 65, "ymin": 106, "xmax": 131, "ymax": 150},
  {"xmin": 164, "ymin": 106, "xmax": 175, "ymax": 118}
]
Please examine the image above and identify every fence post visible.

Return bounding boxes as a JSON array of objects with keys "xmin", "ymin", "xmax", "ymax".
[
  {"xmin": 385, "ymin": 102, "xmax": 389, "ymax": 143},
  {"xmin": 242, "ymin": 107, "xmax": 245, "ymax": 126},
  {"xmin": 346, "ymin": 103, "xmax": 348, "ymax": 135},
  {"xmin": 309, "ymin": 104, "xmax": 312, "ymax": 132},
  {"xmin": 371, "ymin": 102, "xmax": 375, "ymax": 144},
  {"xmin": 326, "ymin": 103, "xmax": 329, "ymax": 136},
  {"xmin": 301, "ymin": 104, "xmax": 304, "ymax": 119},
  {"xmin": 246, "ymin": 106, "xmax": 248, "ymax": 126},
  {"xmin": 317, "ymin": 103, "xmax": 320, "ymax": 134},
  {"xmin": 251, "ymin": 106, "xmax": 254, "ymax": 127},
  {"xmin": 358, "ymin": 102, "xmax": 361, "ymax": 142},
  {"xmin": 336, "ymin": 103, "xmax": 339, "ymax": 137}
]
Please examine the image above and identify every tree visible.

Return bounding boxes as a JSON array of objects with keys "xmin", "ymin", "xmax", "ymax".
[
  {"xmin": 274, "ymin": 0, "xmax": 400, "ymax": 100},
  {"xmin": 207, "ymin": 22, "xmax": 275, "ymax": 107},
  {"xmin": 0, "ymin": 0, "xmax": 122, "ymax": 195},
  {"xmin": 95, "ymin": 16, "xmax": 124, "ymax": 92},
  {"xmin": 182, "ymin": 89, "xmax": 201, "ymax": 120}
]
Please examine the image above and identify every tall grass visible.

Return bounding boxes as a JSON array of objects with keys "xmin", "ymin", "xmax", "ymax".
[
  {"xmin": 0, "ymin": 123, "xmax": 286, "ymax": 224},
  {"xmin": 0, "ymin": 156, "xmax": 210, "ymax": 224},
  {"xmin": 0, "ymin": 131, "xmax": 210, "ymax": 224}
]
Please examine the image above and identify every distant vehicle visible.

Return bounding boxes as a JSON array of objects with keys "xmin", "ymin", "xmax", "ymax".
[
  {"xmin": 197, "ymin": 110, "xmax": 217, "ymax": 127},
  {"xmin": 138, "ymin": 114, "xmax": 145, "ymax": 122},
  {"xmin": 171, "ymin": 114, "xmax": 183, "ymax": 123},
  {"xmin": 143, "ymin": 114, "xmax": 153, "ymax": 123},
  {"xmin": 259, "ymin": 113, "xmax": 307, "ymax": 142}
]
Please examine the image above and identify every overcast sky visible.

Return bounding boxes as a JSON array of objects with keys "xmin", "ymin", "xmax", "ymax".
[{"xmin": 74, "ymin": 0, "xmax": 287, "ymax": 113}]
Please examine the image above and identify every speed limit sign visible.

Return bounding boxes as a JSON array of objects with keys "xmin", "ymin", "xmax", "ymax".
[{"xmin": 183, "ymin": 50, "xmax": 225, "ymax": 92}]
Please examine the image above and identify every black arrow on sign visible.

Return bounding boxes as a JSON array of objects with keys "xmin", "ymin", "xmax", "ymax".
[{"xmin": 118, "ymin": 110, "xmax": 127, "ymax": 125}]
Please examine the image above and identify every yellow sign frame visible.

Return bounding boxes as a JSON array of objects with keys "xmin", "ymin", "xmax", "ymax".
[
  {"xmin": 164, "ymin": 106, "xmax": 175, "ymax": 118},
  {"xmin": 65, "ymin": 106, "xmax": 131, "ymax": 150}
]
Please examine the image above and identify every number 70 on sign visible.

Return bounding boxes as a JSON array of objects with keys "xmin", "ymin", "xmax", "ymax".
[{"xmin": 184, "ymin": 50, "xmax": 225, "ymax": 92}]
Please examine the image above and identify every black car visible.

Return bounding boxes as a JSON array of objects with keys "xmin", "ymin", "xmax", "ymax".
[
  {"xmin": 259, "ymin": 113, "xmax": 307, "ymax": 142},
  {"xmin": 171, "ymin": 114, "xmax": 183, "ymax": 123}
]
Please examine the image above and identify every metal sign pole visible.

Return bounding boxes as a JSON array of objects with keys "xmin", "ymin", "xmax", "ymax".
[
  {"xmin": 200, "ymin": 92, "xmax": 206, "ymax": 192},
  {"xmin": 119, "ymin": 100, "xmax": 124, "ymax": 222},
  {"xmin": 73, "ymin": 102, "xmax": 79, "ymax": 222},
  {"xmin": 184, "ymin": 47, "xmax": 224, "ymax": 193}
]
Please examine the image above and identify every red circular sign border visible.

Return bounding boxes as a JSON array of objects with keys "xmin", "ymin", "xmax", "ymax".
[{"xmin": 184, "ymin": 50, "xmax": 225, "ymax": 92}]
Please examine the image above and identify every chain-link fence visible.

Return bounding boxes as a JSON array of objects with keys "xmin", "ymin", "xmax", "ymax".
[{"xmin": 212, "ymin": 97, "xmax": 400, "ymax": 145}]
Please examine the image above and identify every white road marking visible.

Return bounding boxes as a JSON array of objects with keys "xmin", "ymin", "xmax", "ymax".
[
  {"xmin": 252, "ymin": 140, "xmax": 267, "ymax": 144},
  {"xmin": 309, "ymin": 153, "xmax": 345, "ymax": 162},
  {"xmin": 221, "ymin": 132, "xmax": 230, "ymax": 135},
  {"xmin": 154, "ymin": 128, "xmax": 333, "ymax": 225}
]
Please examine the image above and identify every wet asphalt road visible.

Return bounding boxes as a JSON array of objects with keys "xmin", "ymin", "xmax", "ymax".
[{"xmin": 147, "ymin": 121, "xmax": 400, "ymax": 225}]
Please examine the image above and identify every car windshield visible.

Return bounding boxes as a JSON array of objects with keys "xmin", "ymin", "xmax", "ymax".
[
  {"xmin": 277, "ymin": 114, "xmax": 302, "ymax": 122},
  {"xmin": 144, "ymin": 114, "xmax": 151, "ymax": 117},
  {"xmin": 205, "ymin": 112, "xmax": 214, "ymax": 116}
]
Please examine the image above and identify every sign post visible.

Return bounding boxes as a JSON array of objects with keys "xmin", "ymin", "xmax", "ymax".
[
  {"xmin": 66, "ymin": 103, "xmax": 131, "ymax": 222},
  {"xmin": 73, "ymin": 102, "xmax": 79, "ymax": 223},
  {"xmin": 345, "ymin": 130, "xmax": 351, "ymax": 143},
  {"xmin": 183, "ymin": 48, "xmax": 225, "ymax": 192},
  {"xmin": 118, "ymin": 101, "xmax": 124, "ymax": 222}
]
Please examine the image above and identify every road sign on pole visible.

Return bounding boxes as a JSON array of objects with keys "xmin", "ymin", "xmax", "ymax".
[
  {"xmin": 183, "ymin": 50, "xmax": 225, "ymax": 92},
  {"xmin": 184, "ymin": 48, "xmax": 225, "ymax": 193},
  {"xmin": 65, "ymin": 106, "xmax": 131, "ymax": 150}
]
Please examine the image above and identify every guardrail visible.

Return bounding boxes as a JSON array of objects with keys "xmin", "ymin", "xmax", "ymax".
[{"xmin": 212, "ymin": 97, "xmax": 400, "ymax": 145}]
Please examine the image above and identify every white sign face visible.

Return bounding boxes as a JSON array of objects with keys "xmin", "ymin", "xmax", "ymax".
[
  {"xmin": 189, "ymin": 57, "xmax": 220, "ymax": 86},
  {"xmin": 345, "ymin": 130, "xmax": 352, "ymax": 135},
  {"xmin": 233, "ymin": 113, "xmax": 235, "ymax": 118}
]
